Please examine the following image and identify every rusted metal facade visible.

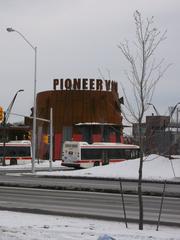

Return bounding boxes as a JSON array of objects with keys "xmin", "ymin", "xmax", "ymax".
[{"xmin": 36, "ymin": 82, "xmax": 123, "ymax": 160}]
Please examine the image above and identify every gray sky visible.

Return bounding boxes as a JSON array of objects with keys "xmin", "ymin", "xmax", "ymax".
[{"xmin": 1, "ymin": 0, "xmax": 180, "ymax": 124}]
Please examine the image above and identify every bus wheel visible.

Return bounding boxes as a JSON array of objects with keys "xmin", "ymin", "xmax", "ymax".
[
  {"xmin": 94, "ymin": 161, "xmax": 100, "ymax": 167},
  {"xmin": 10, "ymin": 158, "xmax": 17, "ymax": 165}
]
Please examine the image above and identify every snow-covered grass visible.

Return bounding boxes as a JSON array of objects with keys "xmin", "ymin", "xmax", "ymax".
[
  {"xmin": 1, "ymin": 155, "xmax": 180, "ymax": 239},
  {"xmin": 0, "ymin": 160, "xmax": 61, "ymax": 170},
  {"xmin": 36, "ymin": 155, "xmax": 180, "ymax": 181},
  {"xmin": 0, "ymin": 210, "xmax": 180, "ymax": 240},
  {"xmin": 1, "ymin": 154, "xmax": 180, "ymax": 181}
]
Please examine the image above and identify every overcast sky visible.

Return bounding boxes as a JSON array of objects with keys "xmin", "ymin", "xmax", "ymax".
[{"xmin": 1, "ymin": 0, "xmax": 180, "ymax": 123}]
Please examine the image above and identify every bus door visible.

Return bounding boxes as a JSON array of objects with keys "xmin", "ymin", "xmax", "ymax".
[
  {"xmin": 102, "ymin": 149, "xmax": 109, "ymax": 165},
  {"xmin": 63, "ymin": 142, "xmax": 79, "ymax": 163}
]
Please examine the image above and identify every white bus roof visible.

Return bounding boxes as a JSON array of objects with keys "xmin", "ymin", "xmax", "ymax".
[
  {"xmin": 64, "ymin": 141, "xmax": 139, "ymax": 148},
  {"xmin": 0, "ymin": 140, "xmax": 31, "ymax": 146}
]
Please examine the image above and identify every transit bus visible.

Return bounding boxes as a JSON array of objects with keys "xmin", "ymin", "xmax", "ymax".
[
  {"xmin": 61, "ymin": 141, "xmax": 140, "ymax": 168},
  {"xmin": 0, "ymin": 140, "xmax": 32, "ymax": 165}
]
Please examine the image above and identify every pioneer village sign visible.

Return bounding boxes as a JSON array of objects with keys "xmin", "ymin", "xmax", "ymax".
[{"xmin": 53, "ymin": 78, "xmax": 118, "ymax": 92}]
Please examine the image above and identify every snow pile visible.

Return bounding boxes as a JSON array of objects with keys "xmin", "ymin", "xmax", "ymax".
[
  {"xmin": 0, "ymin": 160, "xmax": 61, "ymax": 170},
  {"xmin": 37, "ymin": 155, "xmax": 180, "ymax": 180},
  {"xmin": 0, "ymin": 211, "xmax": 180, "ymax": 240}
]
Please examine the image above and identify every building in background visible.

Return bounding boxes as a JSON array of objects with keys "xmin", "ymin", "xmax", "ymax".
[
  {"xmin": 145, "ymin": 115, "xmax": 170, "ymax": 154},
  {"xmin": 132, "ymin": 122, "xmax": 146, "ymax": 149},
  {"xmin": 132, "ymin": 114, "xmax": 180, "ymax": 156},
  {"xmin": 0, "ymin": 124, "xmax": 30, "ymax": 142},
  {"xmin": 34, "ymin": 78, "xmax": 124, "ymax": 160}
]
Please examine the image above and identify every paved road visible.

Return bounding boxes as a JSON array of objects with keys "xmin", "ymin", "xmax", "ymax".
[
  {"xmin": 0, "ymin": 186, "xmax": 179, "ymax": 226},
  {"xmin": 0, "ymin": 174, "xmax": 180, "ymax": 196}
]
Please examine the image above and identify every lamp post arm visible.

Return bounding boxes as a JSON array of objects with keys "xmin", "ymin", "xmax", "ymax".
[
  {"xmin": 14, "ymin": 30, "xmax": 36, "ymax": 51},
  {"xmin": 170, "ymin": 102, "xmax": 180, "ymax": 118},
  {"xmin": 152, "ymin": 105, "xmax": 160, "ymax": 116},
  {"xmin": 147, "ymin": 103, "xmax": 160, "ymax": 116}
]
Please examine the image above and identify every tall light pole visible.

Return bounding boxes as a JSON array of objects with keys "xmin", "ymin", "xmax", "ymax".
[{"xmin": 7, "ymin": 27, "xmax": 37, "ymax": 173}]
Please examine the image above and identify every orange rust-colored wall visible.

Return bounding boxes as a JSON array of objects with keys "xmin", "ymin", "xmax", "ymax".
[
  {"xmin": 37, "ymin": 90, "xmax": 122, "ymax": 132},
  {"xmin": 36, "ymin": 89, "xmax": 123, "ymax": 159}
]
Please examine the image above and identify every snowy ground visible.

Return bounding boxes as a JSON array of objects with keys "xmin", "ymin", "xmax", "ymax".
[
  {"xmin": 1, "ymin": 154, "xmax": 179, "ymax": 181},
  {"xmin": 1, "ymin": 155, "xmax": 180, "ymax": 239},
  {"xmin": 36, "ymin": 154, "xmax": 180, "ymax": 181},
  {"xmin": 0, "ymin": 159, "xmax": 60, "ymax": 170},
  {"xmin": 0, "ymin": 210, "xmax": 180, "ymax": 240}
]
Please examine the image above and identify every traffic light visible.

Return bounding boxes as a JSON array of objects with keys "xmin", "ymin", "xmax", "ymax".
[
  {"xmin": 0, "ymin": 106, "xmax": 4, "ymax": 122},
  {"xmin": 43, "ymin": 134, "xmax": 49, "ymax": 144}
]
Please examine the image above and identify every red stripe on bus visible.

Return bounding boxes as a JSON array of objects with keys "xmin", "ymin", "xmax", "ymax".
[
  {"xmin": 4, "ymin": 157, "xmax": 32, "ymax": 160},
  {"xmin": 75, "ymin": 159, "xmax": 125, "ymax": 163}
]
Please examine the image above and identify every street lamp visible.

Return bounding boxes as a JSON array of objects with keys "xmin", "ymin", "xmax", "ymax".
[
  {"xmin": 7, "ymin": 27, "xmax": 37, "ymax": 173},
  {"xmin": 147, "ymin": 103, "xmax": 160, "ymax": 116}
]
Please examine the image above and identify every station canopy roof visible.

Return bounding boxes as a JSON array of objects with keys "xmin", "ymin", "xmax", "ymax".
[{"xmin": 75, "ymin": 122, "xmax": 131, "ymax": 127}]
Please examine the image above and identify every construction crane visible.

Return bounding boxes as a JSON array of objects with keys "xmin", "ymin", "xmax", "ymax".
[{"xmin": 5, "ymin": 89, "xmax": 24, "ymax": 123}]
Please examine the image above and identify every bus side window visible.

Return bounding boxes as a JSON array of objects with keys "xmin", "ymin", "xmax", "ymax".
[
  {"xmin": 19, "ymin": 147, "xmax": 30, "ymax": 156},
  {"xmin": 81, "ymin": 149, "xmax": 102, "ymax": 160},
  {"xmin": 0, "ymin": 147, "xmax": 3, "ymax": 157},
  {"xmin": 119, "ymin": 149, "xmax": 125, "ymax": 158},
  {"xmin": 130, "ymin": 149, "xmax": 139, "ymax": 159},
  {"xmin": 19, "ymin": 149, "xmax": 25, "ymax": 156},
  {"xmin": 6, "ymin": 147, "xmax": 16, "ymax": 157},
  {"xmin": 136, "ymin": 149, "xmax": 140, "ymax": 158},
  {"xmin": 124, "ymin": 149, "xmax": 131, "ymax": 159},
  {"xmin": 107, "ymin": 149, "xmax": 125, "ymax": 159}
]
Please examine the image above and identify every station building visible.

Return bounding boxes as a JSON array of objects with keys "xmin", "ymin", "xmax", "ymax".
[{"xmin": 35, "ymin": 78, "xmax": 124, "ymax": 160}]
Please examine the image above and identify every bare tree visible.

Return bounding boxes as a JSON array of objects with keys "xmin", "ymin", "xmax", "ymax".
[{"xmin": 118, "ymin": 11, "xmax": 170, "ymax": 230}]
